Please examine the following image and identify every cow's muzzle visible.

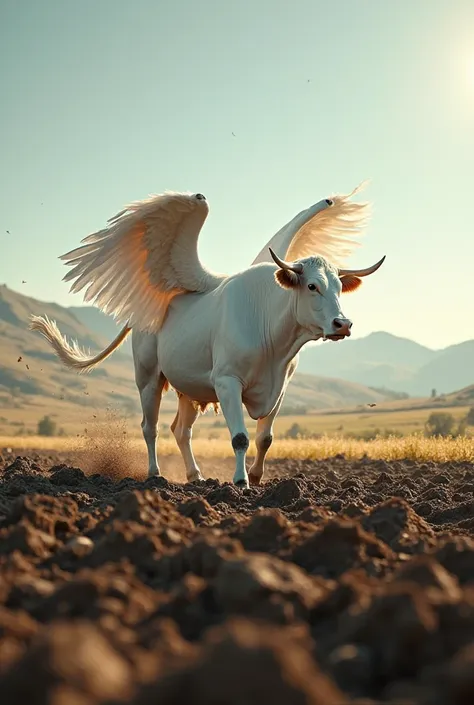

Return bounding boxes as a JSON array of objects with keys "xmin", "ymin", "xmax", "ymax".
[{"xmin": 323, "ymin": 317, "xmax": 352, "ymax": 341}]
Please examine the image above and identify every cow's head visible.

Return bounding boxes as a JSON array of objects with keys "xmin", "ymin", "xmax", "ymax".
[{"xmin": 270, "ymin": 248, "xmax": 385, "ymax": 341}]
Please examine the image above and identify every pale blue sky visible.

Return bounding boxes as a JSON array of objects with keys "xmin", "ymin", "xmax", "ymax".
[{"xmin": 1, "ymin": 0, "xmax": 473, "ymax": 349}]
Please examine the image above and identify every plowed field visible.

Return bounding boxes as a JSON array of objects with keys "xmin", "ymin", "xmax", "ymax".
[{"xmin": 1, "ymin": 449, "xmax": 474, "ymax": 704}]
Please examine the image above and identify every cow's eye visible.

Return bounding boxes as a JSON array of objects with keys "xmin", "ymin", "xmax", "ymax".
[{"xmin": 308, "ymin": 284, "xmax": 318, "ymax": 292}]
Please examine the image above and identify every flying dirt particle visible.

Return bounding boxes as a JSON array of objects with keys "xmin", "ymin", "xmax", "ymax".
[
  {"xmin": 26, "ymin": 364, "xmax": 29, "ymax": 370},
  {"xmin": 17, "ymin": 356, "xmax": 22, "ymax": 363},
  {"xmin": 73, "ymin": 408, "xmax": 141, "ymax": 481},
  {"xmin": 6, "ymin": 230, "xmax": 10, "ymax": 234},
  {"xmin": 22, "ymin": 280, "xmax": 26, "ymax": 284},
  {"xmin": 367, "ymin": 403, "xmax": 376, "ymax": 407},
  {"xmin": 84, "ymin": 392, "xmax": 89, "ymax": 396}
]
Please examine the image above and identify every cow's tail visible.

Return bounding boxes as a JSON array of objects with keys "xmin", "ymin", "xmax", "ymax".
[{"xmin": 29, "ymin": 315, "xmax": 132, "ymax": 374}]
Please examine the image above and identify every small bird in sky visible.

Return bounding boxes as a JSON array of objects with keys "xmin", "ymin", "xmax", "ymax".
[{"xmin": 367, "ymin": 403, "xmax": 377, "ymax": 407}]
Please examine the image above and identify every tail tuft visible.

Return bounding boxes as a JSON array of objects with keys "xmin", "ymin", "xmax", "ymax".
[{"xmin": 29, "ymin": 315, "xmax": 131, "ymax": 373}]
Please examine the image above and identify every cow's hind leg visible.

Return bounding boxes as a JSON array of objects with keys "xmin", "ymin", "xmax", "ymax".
[
  {"xmin": 214, "ymin": 376, "xmax": 249, "ymax": 489},
  {"xmin": 248, "ymin": 394, "xmax": 284, "ymax": 486},
  {"xmin": 171, "ymin": 394, "xmax": 203, "ymax": 483},
  {"xmin": 133, "ymin": 331, "xmax": 167, "ymax": 478},
  {"xmin": 139, "ymin": 372, "xmax": 167, "ymax": 477}
]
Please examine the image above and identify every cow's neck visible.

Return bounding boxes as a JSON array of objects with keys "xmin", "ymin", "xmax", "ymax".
[{"xmin": 265, "ymin": 289, "xmax": 315, "ymax": 367}]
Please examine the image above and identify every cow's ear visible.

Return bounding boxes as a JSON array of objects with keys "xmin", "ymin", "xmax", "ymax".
[
  {"xmin": 274, "ymin": 268, "xmax": 300, "ymax": 289},
  {"xmin": 340, "ymin": 275, "xmax": 362, "ymax": 293}
]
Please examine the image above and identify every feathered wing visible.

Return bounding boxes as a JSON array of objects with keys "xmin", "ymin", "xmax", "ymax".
[
  {"xmin": 251, "ymin": 183, "xmax": 371, "ymax": 268},
  {"xmin": 60, "ymin": 192, "xmax": 225, "ymax": 332},
  {"xmin": 285, "ymin": 183, "xmax": 371, "ymax": 265}
]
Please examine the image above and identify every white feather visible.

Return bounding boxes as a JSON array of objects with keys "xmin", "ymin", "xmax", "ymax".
[
  {"xmin": 251, "ymin": 182, "xmax": 371, "ymax": 268},
  {"xmin": 60, "ymin": 192, "xmax": 224, "ymax": 332}
]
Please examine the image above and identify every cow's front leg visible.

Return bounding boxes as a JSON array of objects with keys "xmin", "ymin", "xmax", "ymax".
[{"xmin": 214, "ymin": 376, "xmax": 249, "ymax": 489}]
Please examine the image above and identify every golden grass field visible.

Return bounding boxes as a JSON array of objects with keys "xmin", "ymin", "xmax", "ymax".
[
  {"xmin": 1, "ymin": 430, "xmax": 473, "ymax": 464},
  {"xmin": 2, "ymin": 397, "xmax": 474, "ymax": 469}
]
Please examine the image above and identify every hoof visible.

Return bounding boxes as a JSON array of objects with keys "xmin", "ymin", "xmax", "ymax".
[
  {"xmin": 187, "ymin": 468, "xmax": 204, "ymax": 483},
  {"xmin": 188, "ymin": 474, "xmax": 205, "ymax": 484},
  {"xmin": 248, "ymin": 473, "xmax": 262, "ymax": 486},
  {"xmin": 148, "ymin": 469, "xmax": 161, "ymax": 479},
  {"xmin": 234, "ymin": 478, "xmax": 249, "ymax": 490}
]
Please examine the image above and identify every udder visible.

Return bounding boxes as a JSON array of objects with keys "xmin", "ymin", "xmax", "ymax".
[{"xmin": 164, "ymin": 369, "xmax": 218, "ymax": 405}]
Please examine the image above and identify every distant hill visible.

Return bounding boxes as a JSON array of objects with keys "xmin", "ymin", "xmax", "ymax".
[
  {"xmin": 0, "ymin": 285, "xmax": 403, "ymax": 435},
  {"xmin": 296, "ymin": 331, "xmax": 436, "ymax": 392},
  {"xmin": 443, "ymin": 384, "xmax": 474, "ymax": 407},
  {"xmin": 408, "ymin": 341, "xmax": 474, "ymax": 396},
  {"xmin": 0, "ymin": 285, "xmax": 142, "ymax": 434},
  {"xmin": 295, "ymin": 331, "xmax": 473, "ymax": 396},
  {"xmin": 300, "ymin": 331, "xmax": 436, "ymax": 372},
  {"xmin": 268, "ymin": 373, "xmax": 403, "ymax": 414}
]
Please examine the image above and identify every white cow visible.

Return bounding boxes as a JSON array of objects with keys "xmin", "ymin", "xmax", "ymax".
[{"xmin": 30, "ymin": 186, "xmax": 385, "ymax": 488}]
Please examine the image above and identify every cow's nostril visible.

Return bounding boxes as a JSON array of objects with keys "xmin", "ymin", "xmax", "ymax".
[{"xmin": 333, "ymin": 318, "xmax": 352, "ymax": 333}]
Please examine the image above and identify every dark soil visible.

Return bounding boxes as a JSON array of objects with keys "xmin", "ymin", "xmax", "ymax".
[{"xmin": 1, "ymin": 449, "xmax": 474, "ymax": 704}]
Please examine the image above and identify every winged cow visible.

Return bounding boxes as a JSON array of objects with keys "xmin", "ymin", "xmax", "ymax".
[{"xmin": 30, "ymin": 185, "xmax": 385, "ymax": 488}]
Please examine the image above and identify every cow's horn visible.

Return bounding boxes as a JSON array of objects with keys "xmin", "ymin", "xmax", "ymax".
[
  {"xmin": 269, "ymin": 247, "xmax": 304, "ymax": 274},
  {"xmin": 338, "ymin": 255, "xmax": 386, "ymax": 278}
]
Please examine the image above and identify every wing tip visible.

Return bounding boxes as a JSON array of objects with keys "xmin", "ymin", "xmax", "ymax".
[{"xmin": 347, "ymin": 179, "xmax": 371, "ymax": 199}]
